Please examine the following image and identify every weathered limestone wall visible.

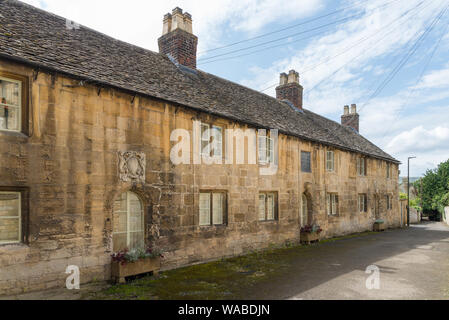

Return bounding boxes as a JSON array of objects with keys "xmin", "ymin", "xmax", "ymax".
[{"xmin": 0, "ymin": 59, "xmax": 400, "ymax": 295}]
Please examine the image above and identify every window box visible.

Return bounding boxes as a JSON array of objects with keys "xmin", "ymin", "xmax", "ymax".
[
  {"xmin": 300, "ymin": 232, "xmax": 320, "ymax": 244},
  {"xmin": 373, "ymin": 220, "xmax": 386, "ymax": 232},
  {"xmin": 300, "ymin": 224, "xmax": 322, "ymax": 244},
  {"xmin": 111, "ymin": 256, "xmax": 161, "ymax": 284}
]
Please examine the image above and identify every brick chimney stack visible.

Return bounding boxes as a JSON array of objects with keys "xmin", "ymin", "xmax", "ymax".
[
  {"xmin": 158, "ymin": 7, "xmax": 198, "ymax": 69},
  {"xmin": 341, "ymin": 104, "xmax": 359, "ymax": 132},
  {"xmin": 276, "ymin": 70, "xmax": 303, "ymax": 109}
]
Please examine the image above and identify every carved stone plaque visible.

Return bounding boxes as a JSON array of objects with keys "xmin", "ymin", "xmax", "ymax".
[{"xmin": 118, "ymin": 151, "xmax": 146, "ymax": 183}]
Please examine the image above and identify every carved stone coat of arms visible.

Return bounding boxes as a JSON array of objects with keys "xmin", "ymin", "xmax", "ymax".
[{"xmin": 118, "ymin": 151, "xmax": 146, "ymax": 183}]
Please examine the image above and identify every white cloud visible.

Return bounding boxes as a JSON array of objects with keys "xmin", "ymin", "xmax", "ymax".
[
  {"xmin": 20, "ymin": 0, "xmax": 323, "ymax": 54},
  {"xmin": 413, "ymin": 64, "xmax": 449, "ymax": 89},
  {"xmin": 386, "ymin": 126, "xmax": 449, "ymax": 154}
]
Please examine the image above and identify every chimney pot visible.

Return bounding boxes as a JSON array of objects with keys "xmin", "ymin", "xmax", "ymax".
[
  {"xmin": 276, "ymin": 69, "xmax": 303, "ymax": 109},
  {"xmin": 162, "ymin": 13, "xmax": 172, "ymax": 35},
  {"xmin": 158, "ymin": 8, "xmax": 198, "ymax": 69},
  {"xmin": 279, "ymin": 73, "xmax": 288, "ymax": 85},
  {"xmin": 287, "ymin": 70, "xmax": 299, "ymax": 84},
  {"xmin": 341, "ymin": 103, "xmax": 359, "ymax": 132}
]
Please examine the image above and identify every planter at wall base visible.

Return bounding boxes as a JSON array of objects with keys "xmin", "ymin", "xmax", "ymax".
[
  {"xmin": 373, "ymin": 222, "xmax": 386, "ymax": 232},
  {"xmin": 300, "ymin": 232, "xmax": 320, "ymax": 244},
  {"xmin": 111, "ymin": 257, "xmax": 161, "ymax": 284}
]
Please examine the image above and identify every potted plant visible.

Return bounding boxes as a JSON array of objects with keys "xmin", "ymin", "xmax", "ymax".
[
  {"xmin": 111, "ymin": 246, "xmax": 164, "ymax": 284},
  {"xmin": 300, "ymin": 224, "xmax": 323, "ymax": 244},
  {"xmin": 373, "ymin": 219, "xmax": 386, "ymax": 232}
]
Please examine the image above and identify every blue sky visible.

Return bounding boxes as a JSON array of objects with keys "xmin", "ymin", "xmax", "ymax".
[{"xmin": 22, "ymin": 0, "xmax": 449, "ymax": 177}]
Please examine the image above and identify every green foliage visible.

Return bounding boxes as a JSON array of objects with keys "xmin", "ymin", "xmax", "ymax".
[
  {"xmin": 399, "ymin": 192, "xmax": 408, "ymax": 200},
  {"xmin": 416, "ymin": 159, "xmax": 449, "ymax": 216}
]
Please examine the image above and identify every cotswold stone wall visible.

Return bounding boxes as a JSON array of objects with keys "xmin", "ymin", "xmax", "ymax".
[{"xmin": 0, "ymin": 59, "xmax": 400, "ymax": 295}]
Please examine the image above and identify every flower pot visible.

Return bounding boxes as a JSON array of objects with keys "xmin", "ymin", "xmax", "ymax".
[
  {"xmin": 111, "ymin": 256, "xmax": 161, "ymax": 284},
  {"xmin": 300, "ymin": 232, "xmax": 320, "ymax": 244},
  {"xmin": 373, "ymin": 222, "xmax": 386, "ymax": 232}
]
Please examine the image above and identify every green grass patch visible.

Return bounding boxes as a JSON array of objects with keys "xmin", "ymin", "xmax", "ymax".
[{"xmin": 87, "ymin": 231, "xmax": 376, "ymax": 300}]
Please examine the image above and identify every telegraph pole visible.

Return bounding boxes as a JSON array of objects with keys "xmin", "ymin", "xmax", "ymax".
[{"xmin": 407, "ymin": 156, "xmax": 416, "ymax": 227}]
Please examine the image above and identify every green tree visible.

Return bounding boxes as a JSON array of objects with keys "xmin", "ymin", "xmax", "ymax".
[{"xmin": 415, "ymin": 159, "xmax": 449, "ymax": 219}]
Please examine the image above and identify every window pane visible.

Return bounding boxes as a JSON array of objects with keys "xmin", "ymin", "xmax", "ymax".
[
  {"xmin": 201, "ymin": 124, "xmax": 210, "ymax": 156},
  {"xmin": 0, "ymin": 78, "xmax": 21, "ymax": 132},
  {"xmin": 112, "ymin": 192, "xmax": 144, "ymax": 251},
  {"xmin": 258, "ymin": 135, "xmax": 267, "ymax": 163},
  {"xmin": 212, "ymin": 193, "xmax": 223, "ymax": 225},
  {"xmin": 259, "ymin": 194, "xmax": 266, "ymax": 220},
  {"xmin": 112, "ymin": 233, "xmax": 127, "ymax": 251},
  {"xmin": 129, "ymin": 231, "xmax": 144, "ymax": 250},
  {"xmin": 212, "ymin": 126, "xmax": 222, "ymax": 158},
  {"xmin": 0, "ymin": 192, "xmax": 20, "ymax": 243},
  {"xmin": 302, "ymin": 194, "xmax": 307, "ymax": 225},
  {"xmin": 301, "ymin": 151, "xmax": 311, "ymax": 172},
  {"xmin": 0, "ymin": 218, "xmax": 20, "ymax": 242},
  {"xmin": 113, "ymin": 194, "xmax": 127, "ymax": 233},
  {"xmin": 128, "ymin": 193, "xmax": 143, "ymax": 232},
  {"xmin": 267, "ymin": 194, "xmax": 274, "ymax": 220},
  {"xmin": 0, "ymin": 192, "xmax": 20, "ymax": 217},
  {"xmin": 199, "ymin": 193, "xmax": 211, "ymax": 225}
]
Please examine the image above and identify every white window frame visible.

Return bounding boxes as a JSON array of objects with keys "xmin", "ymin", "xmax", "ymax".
[
  {"xmin": 326, "ymin": 151, "xmax": 334, "ymax": 172},
  {"xmin": 357, "ymin": 157, "xmax": 366, "ymax": 176},
  {"xmin": 199, "ymin": 191, "xmax": 226, "ymax": 226},
  {"xmin": 259, "ymin": 192, "xmax": 277, "ymax": 221},
  {"xmin": 386, "ymin": 195, "xmax": 393, "ymax": 210},
  {"xmin": 0, "ymin": 76, "xmax": 22, "ymax": 133},
  {"xmin": 211, "ymin": 125, "xmax": 223, "ymax": 160},
  {"xmin": 200, "ymin": 123, "xmax": 211, "ymax": 157},
  {"xmin": 112, "ymin": 191, "xmax": 144, "ymax": 251},
  {"xmin": 258, "ymin": 132, "xmax": 274, "ymax": 165},
  {"xmin": 301, "ymin": 194, "xmax": 308, "ymax": 226},
  {"xmin": 0, "ymin": 191, "xmax": 22, "ymax": 245},
  {"xmin": 326, "ymin": 193, "xmax": 339, "ymax": 216},
  {"xmin": 358, "ymin": 194, "xmax": 367, "ymax": 213}
]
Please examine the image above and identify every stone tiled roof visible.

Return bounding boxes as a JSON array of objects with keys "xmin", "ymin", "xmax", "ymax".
[{"xmin": 0, "ymin": 0, "xmax": 398, "ymax": 163}]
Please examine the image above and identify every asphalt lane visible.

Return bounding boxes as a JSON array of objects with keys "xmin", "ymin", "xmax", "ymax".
[{"xmin": 245, "ymin": 222, "xmax": 449, "ymax": 300}]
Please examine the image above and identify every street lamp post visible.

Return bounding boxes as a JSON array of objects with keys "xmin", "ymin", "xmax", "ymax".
[{"xmin": 407, "ymin": 156, "xmax": 416, "ymax": 227}]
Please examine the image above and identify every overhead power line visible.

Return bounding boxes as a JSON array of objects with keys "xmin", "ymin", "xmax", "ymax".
[
  {"xmin": 198, "ymin": 0, "xmax": 374, "ymax": 55},
  {"xmin": 343, "ymin": 0, "xmax": 449, "ymax": 129},
  {"xmin": 198, "ymin": 0, "xmax": 402, "ymax": 63},
  {"xmin": 259, "ymin": 0, "xmax": 428, "ymax": 93},
  {"xmin": 303, "ymin": 0, "xmax": 437, "ymax": 99},
  {"xmin": 379, "ymin": 3, "xmax": 449, "ymax": 141}
]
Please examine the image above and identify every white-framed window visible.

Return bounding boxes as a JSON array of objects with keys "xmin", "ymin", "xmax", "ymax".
[
  {"xmin": 258, "ymin": 131, "xmax": 274, "ymax": 165},
  {"xmin": 0, "ymin": 192, "xmax": 21, "ymax": 244},
  {"xmin": 326, "ymin": 193, "xmax": 339, "ymax": 216},
  {"xmin": 211, "ymin": 125, "xmax": 223, "ymax": 159},
  {"xmin": 201, "ymin": 123, "xmax": 223, "ymax": 160},
  {"xmin": 326, "ymin": 151, "xmax": 334, "ymax": 172},
  {"xmin": 199, "ymin": 191, "xmax": 226, "ymax": 226},
  {"xmin": 259, "ymin": 192, "xmax": 277, "ymax": 221},
  {"xmin": 0, "ymin": 76, "xmax": 22, "ymax": 132},
  {"xmin": 301, "ymin": 194, "xmax": 308, "ymax": 226},
  {"xmin": 386, "ymin": 195, "xmax": 393, "ymax": 210},
  {"xmin": 200, "ymin": 123, "xmax": 210, "ymax": 157},
  {"xmin": 112, "ymin": 191, "xmax": 144, "ymax": 251},
  {"xmin": 357, "ymin": 157, "xmax": 367, "ymax": 176},
  {"xmin": 358, "ymin": 194, "xmax": 367, "ymax": 213}
]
